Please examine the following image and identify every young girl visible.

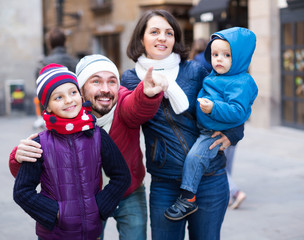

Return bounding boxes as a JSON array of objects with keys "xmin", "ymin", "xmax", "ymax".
[{"xmin": 13, "ymin": 64, "xmax": 130, "ymax": 240}]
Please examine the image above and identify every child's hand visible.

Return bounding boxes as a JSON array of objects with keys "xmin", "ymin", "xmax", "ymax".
[{"xmin": 197, "ymin": 98, "xmax": 213, "ymax": 114}]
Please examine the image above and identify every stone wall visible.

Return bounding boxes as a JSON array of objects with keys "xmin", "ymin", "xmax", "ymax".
[
  {"xmin": 248, "ymin": 0, "xmax": 281, "ymax": 128},
  {"xmin": 0, "ymin": 0, "xmax": 42, "ymax": 115}
]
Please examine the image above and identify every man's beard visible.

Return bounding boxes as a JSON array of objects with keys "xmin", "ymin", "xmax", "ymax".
[
  {"xmin": 92, "ymin": 105, "xmax": 111, "ymax": 116},
  {"xmin": 91, "ymin": 93, "xmax": 114, "ymax": 117}
]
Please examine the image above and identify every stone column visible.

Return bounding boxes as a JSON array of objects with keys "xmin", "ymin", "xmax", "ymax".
[{"xmin": 248, "ymin": 0, "xmax": 281, "ymax": 128}]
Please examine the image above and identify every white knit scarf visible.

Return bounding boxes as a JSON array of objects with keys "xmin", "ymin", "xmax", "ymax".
[
  {"xmin": 95, "ymin": 104, "xmax": 117, "ymax": 134},
  {"xmin": 95, "ymin": 103, "xmax": 117, "ymax": 188},
  {"xmin": 135, "ymin": 53, "xmax": 189, "ymax": 114}
]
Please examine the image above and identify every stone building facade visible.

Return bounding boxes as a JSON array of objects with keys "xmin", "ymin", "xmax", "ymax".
[
  {"xmin": 1, "ymin": 0, "xmax": 304, "ymax": 131},
  {"xmin": 190, "ymin": 0, "xmax": 304, "ymax": 130},
  {"xmin": 0, "ymin": 0, "xmax": 43, "ymax": 115}
]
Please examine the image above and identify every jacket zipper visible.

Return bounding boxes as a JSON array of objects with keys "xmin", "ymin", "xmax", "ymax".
[
  {"xmin": 161, "ymin": 99, "xmax": 189, "ymax": 156},
  {"xmin": 68, "ymin": 136, "xmax": 86, "ymax": 239}
]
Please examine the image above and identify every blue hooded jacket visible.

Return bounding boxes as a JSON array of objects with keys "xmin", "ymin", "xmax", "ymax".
[{"xmin": 197, "ymin": 27, "xmax": 258, "ymax": 131}]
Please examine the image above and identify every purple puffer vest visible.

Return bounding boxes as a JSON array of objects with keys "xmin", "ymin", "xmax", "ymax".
[{"xmin": 36, "ymin": 128, "xmax": 102, "ymax": 240}]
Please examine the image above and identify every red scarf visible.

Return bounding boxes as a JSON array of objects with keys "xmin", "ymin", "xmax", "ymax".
[{"xmin": 43, "ymin": 101, "xmax": 96, "ymax": 134}]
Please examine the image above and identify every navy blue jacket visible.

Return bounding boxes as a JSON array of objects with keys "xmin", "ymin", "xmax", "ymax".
[{"xmin": 121, "ymin": 60, "xmax": 244, "ymax": 179}]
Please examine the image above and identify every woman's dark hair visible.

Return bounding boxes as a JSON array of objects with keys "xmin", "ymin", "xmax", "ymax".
[{"xmin": 127, "ymin": 9, "xmax": 188, "ymax": 62}]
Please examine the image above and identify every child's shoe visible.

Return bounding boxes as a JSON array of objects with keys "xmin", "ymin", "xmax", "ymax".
[{"xmin": 164, "ymin": 196, "xmax": 198, "ymax": 221}]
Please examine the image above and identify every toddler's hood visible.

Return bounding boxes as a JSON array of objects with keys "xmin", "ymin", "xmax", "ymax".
[{"xmin": 205, "ymin": 27, "xmax": 256, "ymax": 75}]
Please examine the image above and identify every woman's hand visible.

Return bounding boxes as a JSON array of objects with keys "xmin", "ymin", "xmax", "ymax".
[
  {"xmin": 143, "ymin": 67, "xmax": 168, "ymax": 97},
  {"xmin": 209, "ymin": 131, "xmax": 231, "ymax": 151},
  {"xmin": 15, "ymin": 133, "xmax": 43, "ymax": 163}
]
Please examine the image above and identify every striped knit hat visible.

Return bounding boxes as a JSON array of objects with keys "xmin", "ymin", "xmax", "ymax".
[{"xmin": 36, "ymin": 63, "xmax": 80, "ymax": 108}]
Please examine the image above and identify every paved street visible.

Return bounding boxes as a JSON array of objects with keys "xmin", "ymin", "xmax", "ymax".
[{"xmin": 0, "ymin": 114, "xmax": 303, "ymax": 240}]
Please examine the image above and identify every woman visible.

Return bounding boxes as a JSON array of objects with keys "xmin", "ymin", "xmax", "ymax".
[{"xmin": 121, "ymin": 10, "xmax": 244, "ymax": 240}]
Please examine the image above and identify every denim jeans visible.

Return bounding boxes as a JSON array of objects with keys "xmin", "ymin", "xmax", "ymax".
[
  {"xmin": 224, "ymin": 145, "xmax": 239, "ymax": 197},
  {"xmin": 99, "ymin": 184, "xmax": 147, "ymax": 240},
  {"xmin": 150, "ymin": 168, "xmax": 229, "ymax": 240},
  {"xmin": 181, "ymin": 129, "xmax": 221, "ymax": 194}
]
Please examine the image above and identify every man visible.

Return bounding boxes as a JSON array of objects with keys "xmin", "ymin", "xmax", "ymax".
[{"xmin": 9, "ymin": 55, "xmax": 167, "ymax": 240}]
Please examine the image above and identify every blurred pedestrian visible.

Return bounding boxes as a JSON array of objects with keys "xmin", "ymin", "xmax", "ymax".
[
  {"xmin": 36, "ymin": 27, "xmax": 78, "ymax": 75},
  {"xmin": 33, "ymin": 27, "xmax": 79, "ymax": 129},
  {"xmin": 189, "ymin": 38, "xmax": 212, "ymax": 73},
  {"xmin": 225, "ymin": 145, "xmax": 247, "ymax": 209}
]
